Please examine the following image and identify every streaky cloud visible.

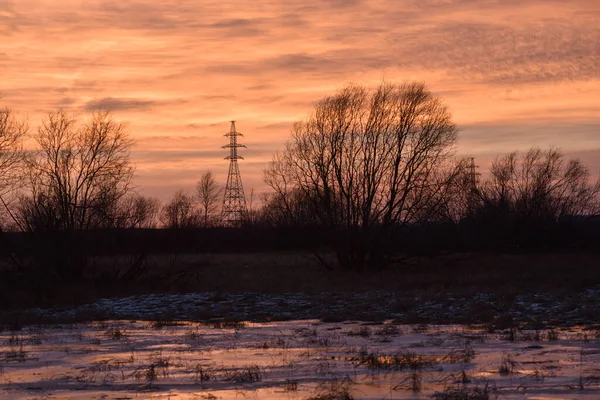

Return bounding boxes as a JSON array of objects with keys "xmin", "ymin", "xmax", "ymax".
[
  {"xmin": 85, "ymin": 97, "xmax": 156, "ymax": 112},
  {"xmin": 2, "ymin": 0, "xmax": 599, "ymax": 200}
]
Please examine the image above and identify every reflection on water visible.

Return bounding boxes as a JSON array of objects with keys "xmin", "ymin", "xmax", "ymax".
[{"xmin": 0, "ymin": 320, "xmax": 599, "ymax": 399}]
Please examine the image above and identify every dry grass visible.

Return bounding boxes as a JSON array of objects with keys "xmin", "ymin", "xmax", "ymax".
[
  {"xmin": 357, "ymin": 349, "xmax": 437, "ymax": 371},
  {"xmin": 222, "ymin": 364, "xmax": 261, "ymax": 383},
  {"xmin": 499, "ymin": 354, "xmax": 518, "ymax": 376},
  {"xmin": 433, "ymin": 383, "xmax": 496, "ymax": 400},
  {"xmin": 308, "ymin": 379, "xmax": 354, "ymax": 400},
  {"xmin": 104, "ymin": 326, "xmax": 127, "ymax": 340}
]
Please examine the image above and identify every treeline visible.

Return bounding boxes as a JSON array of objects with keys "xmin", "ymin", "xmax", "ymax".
[
  {"xmin": 1, "ymin": 81, "xmax": 599, "ymax": 283},
  {"xmin": 258, "ymin": 82, "xmax": 600, "ymax": 271}
]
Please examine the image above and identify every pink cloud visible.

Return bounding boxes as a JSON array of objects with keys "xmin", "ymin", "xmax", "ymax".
[{"xmin": 2, "ymin": 0, "xmax": 599, "ymax": 200}]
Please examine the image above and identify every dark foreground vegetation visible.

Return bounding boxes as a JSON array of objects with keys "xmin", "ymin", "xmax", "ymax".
[
  {"xmin": 1, "ymin": 249, "xmax": 600, "ymax": 329},
  {"xmin": 1, "ymin": 81, "xmax": 599, "ymax": 326},
  {"xmin": 1, "ymin": 226, "xmax": 600, "ymax": 319}
]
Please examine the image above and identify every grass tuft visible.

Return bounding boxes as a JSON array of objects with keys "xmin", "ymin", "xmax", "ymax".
[
  {"xmin": 149, "ymin": 320, "xmax": 184, "ymax": 329},
  {"xmin": 498, "ymin": 354, "xmax": 518, "ymax": 376},
  {"xmin": 346, "ymin": 326, "xmax": 371, "ymax": 338},
  {"xmin": 193, "ymin": 365, "xmax": 214, "ymax": 383},
  {"xmin": 104, "ymin": 326, "xmax": 127, "ymax": 340},
  {"xmin": 223, "ymin": 364, "xmax": 261, "ymax": 383},
  {"xmin": 432, "ymin": 383, "xmax": 495, "ymax": 400},
  {"xmin": 358, "ymin": 349, "xmax": 436, "ymax": 371},
  {"xmin": 203, "ymin": 319, "xmax": 246, "ymax": 330},
  {"xmin": 547, "ymin": 329, "xmax": 560, "ymax": 341},
  {"xmin": 308, "ymin": 379, "xmax": 354, "ymax": 400}
]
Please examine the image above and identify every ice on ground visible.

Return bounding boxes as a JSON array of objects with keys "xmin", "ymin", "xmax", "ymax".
[
  {"xmin": 18, "ymin": 286, "xmax": 600, "ymax": 326},
  {"xmin": 1, "ymin": 320, "xmax": 600, "ymax": 399}
]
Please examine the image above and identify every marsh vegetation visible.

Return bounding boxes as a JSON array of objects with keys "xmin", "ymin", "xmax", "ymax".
[{"xmin": 1, "ymin": 320, "xmax": 600, "ymax": 399}]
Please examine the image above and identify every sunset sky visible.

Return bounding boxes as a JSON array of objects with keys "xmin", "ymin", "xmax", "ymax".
[{"xmin": 2, "ymin": 0, "xmax": 599, "ymax": 201}]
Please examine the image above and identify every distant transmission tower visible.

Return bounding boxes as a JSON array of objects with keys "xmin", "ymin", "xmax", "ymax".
[
  {"xmin": 221, "ymin": 121, "xmax": 248, "ymax": 226},
  {"xmin": 467, "ymin": 157, "xmax": 480, "ymax": 190},
  {"xmin": 466, "ymin": 157, "xmax": 480, "ymax": 216}
]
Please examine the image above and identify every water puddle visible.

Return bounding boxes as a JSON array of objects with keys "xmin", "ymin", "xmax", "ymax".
[{"xmin": 1, "ymin": 320, "xmax": 599, "ymax": 399}]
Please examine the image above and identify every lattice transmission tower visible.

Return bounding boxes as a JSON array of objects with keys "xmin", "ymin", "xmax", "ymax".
[
  {"xmin": 466, "ymin": 156, "xmax": 480, "ymax": 216},
  {"xmin": 221, "ymin": 121, "xmax": 248, "ymax": 226},
  {"xmin": 467, "ymin": 157, "xmax": 480, "ymax": 190}
]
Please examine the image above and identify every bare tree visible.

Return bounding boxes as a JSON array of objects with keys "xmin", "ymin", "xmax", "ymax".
[
  {"xmin": 260, "ymin": 187, "xmax": 320, "ymax": 227},
  {"xmin": 421, "ymin": 157, "xmax": 480, "ymax": 223},
  {"xmin": 0, "ymin": 106, "xmax": 27, "ymax": 272},
  {"xmin": 265, "ymin": 81, "xmax": 458, "ymax": 270},
  {"xmin": 196, "ymin": 171, "xmax": 221, "ymax": 227},
  {"xmin": 0, "ymin": 106, "xmax": 27, "ymax": 226},
  {"xmin": 16, "ymin": 110, "xmax": 134, "ymax": 232},
  {"xmin": 160, "ymin": 190, "xmax": 201, "ymax": 229},
  {"xmin": 112, "ymin": 194, "xmax": 161, "ymax": 229},
  {"xmin": 477, "ymin": 147, "xmax": 600, "ymax": 221},
  {"xmin": 262, "ymin": 150, "xmax": 322, "ymax": 227},
  {"xmin": 11, "ymin": 109, "xmax": 134, "ymax": 280},
  {"xmin": 242, "ymin": 188, "xmax": 262, "ymax": 226}
]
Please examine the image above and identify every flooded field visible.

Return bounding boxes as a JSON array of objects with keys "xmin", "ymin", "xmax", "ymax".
[{"xmin": 1, "ymin": 320, "xmax": 600, "ymax": 399}]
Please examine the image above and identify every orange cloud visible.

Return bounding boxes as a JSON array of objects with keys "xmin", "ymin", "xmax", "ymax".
[{"xmin": 2, "ymin": 0, "xmax": 599, "ymax": 200}]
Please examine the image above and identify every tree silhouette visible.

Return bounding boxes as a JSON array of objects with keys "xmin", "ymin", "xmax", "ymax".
[
  {"xmin": 472, "ymin": 147, "xmax": 600, "ymax": 247},
  {"xmin": 0, "ymin": 106, "xmax": 27, "ymax": 226},
  {"xmin": 196, "ymin": 171, "xmax": 222, "ymax": 227},
  {"xmin": 265, "ymin": 81, "xmax": 459, "ymax": 270},
  {"xmin": 17, "ymin": 110, "xmax": 134, "ymax": 232},
  {"xmin": 111, "ymin": 194, "xmax": 161, "ymax": 229},
  {"xmin": 160, "ymin": 190, "xmax": 201, "ymax": 229}
]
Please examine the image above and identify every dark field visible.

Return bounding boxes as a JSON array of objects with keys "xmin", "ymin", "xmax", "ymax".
[{"xmin": 2, "ymin": 251, "xmax": 599, "ymax": 327}]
